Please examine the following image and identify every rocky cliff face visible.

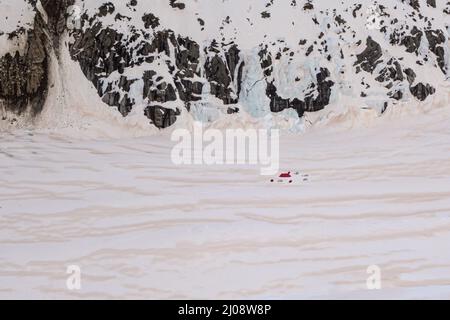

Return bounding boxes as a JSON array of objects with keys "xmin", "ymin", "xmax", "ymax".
[
  {"xmin": 1, "ymin": 0, "xmax": 449, "ymax": 128},
  {"xmin": 0, "ymin": 0, "xmax": 74, "ymax": 117}
]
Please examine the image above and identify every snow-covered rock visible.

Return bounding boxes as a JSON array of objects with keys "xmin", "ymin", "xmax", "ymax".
[{"xmin": 1, "ymin": 0, "xmax": 449, "ymax": 129}]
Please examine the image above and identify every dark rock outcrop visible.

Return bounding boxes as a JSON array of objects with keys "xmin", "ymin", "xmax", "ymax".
[
  {"xmin": 144, "ymin": 105, "xmax": 180, "ymax": 128},
  {"xmin": 0, "ymin": 0, "xmax": 74, "ymax": 116},
  {"xmin": 410, "ymin": 83, "xmax": 435, "ymax": 101},
  {"xmin": 425, "ymin": 29, "xmax": 446, "ymax": 73},
  {"xmin": 169, "ymin": 0, "xmax": 186, "ymax": 10},
  {"xmin": 266, "ymin": 67, "xmax": 334, "ymax": 117},
  {"xmin": 203, "ymin": 42, "xmax": 244, "ymax": 105},
  {"xmin": 427, "ymin": 0, "xmax": 436, "ymax": 8},
  {"xmin": 0, "ymin": 17, "xmax": 49, "ymax": 115},
  {"xmin": 70, "ymin": 23, "xmax": 135, "ymax": 115},
  {"xmin": 355, "ymin": 37, "xmax": 382, "ymax": 73}
]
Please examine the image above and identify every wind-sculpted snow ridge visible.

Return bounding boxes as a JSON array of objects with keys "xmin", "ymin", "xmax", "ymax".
[{"xmin": 0, "ymin": 0, "xmax": 449, "ymax": 130}]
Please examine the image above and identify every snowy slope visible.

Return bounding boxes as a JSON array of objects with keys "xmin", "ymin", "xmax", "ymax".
[{"xmin": 2, "ymin": 101, "xmax": 450, "ymax": 299}]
